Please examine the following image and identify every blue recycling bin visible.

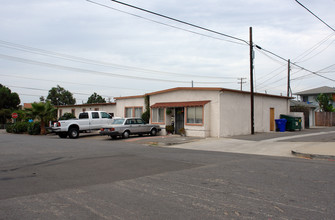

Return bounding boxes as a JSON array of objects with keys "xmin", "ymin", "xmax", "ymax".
[{"xmin": 275, "ymin": 118, "xmax": 287, "ymax": 132}]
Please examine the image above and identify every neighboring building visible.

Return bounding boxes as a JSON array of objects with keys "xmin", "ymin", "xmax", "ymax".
[
  {"xmin": 56, "ymin": 102, "xmax": 116, "ymax": 118},
  {"xmin": 23, "ymin": 103, "xmax": 32, "ymax": 109},
  {"xmin": 295, "ymin": 86, "xmax": 335, "ymax": 110},
  {"xmin": 290, "ymin": 100, "xmax": 317, "ymax": 128},
  {"xmin": 115, "ymin": 87, "xmax": 291, "ymax": 137}
]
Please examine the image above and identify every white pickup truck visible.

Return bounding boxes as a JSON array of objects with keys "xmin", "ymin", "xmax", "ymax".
[{"xmin": 51, "ymin": 111, "xmax": 113, "ymax": 139}]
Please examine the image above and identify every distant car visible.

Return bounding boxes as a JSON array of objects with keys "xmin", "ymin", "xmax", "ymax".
[{"xmin": 100, "ymin": 118, "xmax": 161, "ymax": 139}]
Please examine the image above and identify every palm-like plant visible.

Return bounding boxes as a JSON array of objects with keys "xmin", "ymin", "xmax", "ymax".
[{"xmin": 30, "ymin": 101, "xmax": 56, "ymax": 134}]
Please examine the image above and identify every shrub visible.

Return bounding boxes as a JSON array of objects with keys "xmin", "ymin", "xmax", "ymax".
[
  {"xmin": 165, "ymin": 125, "xmax": 174, "ymax": 134},
  {"xmin": 12, "ymin": 121, "xmax": 29, "ymax": 133},
  {"xmin": 28, "ymin": 121, "xmax": 41, "ymax": 135},
  {"xmin": 142, "ymin": 111, "xmax": 150, "ymax": 123},
  {"xmin": 5, "ymin": 123, "xmax": 14, "ymax": 133}
]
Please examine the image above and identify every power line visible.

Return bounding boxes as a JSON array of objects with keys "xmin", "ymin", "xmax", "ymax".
[
  {"xmin": 93, "ymin": 0, "xmax": 335, "ymax": 85},
  {"xmin": 104, "ymin": 0, "xmax": 249, "ymax": 45},
  {"xmin": 295, "ymin": 0, "xmax": 335, "ymax": 32},
  {"xmin": 0, "ymin": 54, "xmax": 236, "ymax": 84},
  {"xmin": 0, "ymin": 40, "xmax": 236, "ymax": 80},
  {"xmin": 254, "ymin": 45, "xmax": 335, "ymax": 82},
  {"xmin": 86, "ymin": 1, "xmax": 246, "ymax": 46},
  {"xmin": 0, "ymin": 73, "xmax": 145, "ymax": 92},
  {"xmin": 3, "ymin": 85, "xmax": 111, "ymax": 97}
]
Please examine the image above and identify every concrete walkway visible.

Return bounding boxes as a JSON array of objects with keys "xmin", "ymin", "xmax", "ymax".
[{"xmin": 165, "ymin": 129, "xmax": 335, "ymax": 160}]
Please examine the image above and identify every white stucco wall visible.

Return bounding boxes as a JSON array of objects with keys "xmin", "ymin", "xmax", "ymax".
[
  {"xmin": 115, "ymin": 97, "xmax": 145, "ymax": 118},
  {"xmin": 149, "ymin": 89, "xmax": 220, "ymax": 138},
  {"xmin": 219, "ymin": 91, "xmax": 289, "ymax": 137}
]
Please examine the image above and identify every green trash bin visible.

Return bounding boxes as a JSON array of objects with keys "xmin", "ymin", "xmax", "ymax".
[{"xmin": 280, "ymin": 115, "xmax": 302, "ymax": 131}]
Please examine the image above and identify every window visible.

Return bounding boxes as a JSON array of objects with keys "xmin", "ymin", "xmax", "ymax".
[
  {"xmin": 125, "ymin": 107, "xmax": 133, "ymax": 118},
  {"xmin": 82, "ymin": 108, "xmax": 86, "ymax": 112},
  {"xmin": 136, "ymin": 118, "xmax": 145, "ymax": 124},
  {"xmin": 94, "ymin": 108, "xmax": 99, "ymax": 111},
  {"xmin": 125, "ymin": 107, "xmax": 143, "ymax": 118},
  {"xmin": 112, "ymin": 119, "xmax": 125, "ymax": 124},
  {"xmin": 152, "ymin": 108, "xmax": 164, "ymax": 123},
  {"xmin": 79, "ymin": 112, "xmax": 89, "ymax": 119},
  {"xmin": 59, "ymin": 109, "xmax": 62, "ymax": 118},
  {"xmin": 71, "ymin": 109, "xmax": 75, "ymax": 115},
  {"xmin": 134, "ymin": 107, "xmax": 143, "ymax": 118},
  {"xmin": 92, "ymin": 112, "xmax": 100, "ymax": 119},
  {"xmin": 186, "ymin": 106, "xmax": 203, "ymax": 124},
  {"xmin": 101, "ymin": 112, "xmax": 111, "ymax": 119}
]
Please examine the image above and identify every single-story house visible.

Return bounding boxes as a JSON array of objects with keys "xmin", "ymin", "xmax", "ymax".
[
  {"xmin": 115, "ymin": 87, "xmax": 291, "ymax": 137},
  {"xmin": 56, "ymin": 102, "xmax": 116, "ymax": 118}
]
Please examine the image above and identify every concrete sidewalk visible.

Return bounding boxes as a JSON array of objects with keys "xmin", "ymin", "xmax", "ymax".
[{"xmin": 164, "ymin": 129, "xmax": 335, "ymax": 160}]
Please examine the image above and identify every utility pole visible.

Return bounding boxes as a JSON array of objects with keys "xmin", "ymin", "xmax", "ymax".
[
  {"xmin": 249, "ymin": 27, "xmax": 255, "ymax": 135},
  {"xmin": 238, "ymin": 77, "xmax": 247, "ymax": 91},
  {"xmin": 287, "ymin": 59, "xmax": 291, "ymax": 97}
]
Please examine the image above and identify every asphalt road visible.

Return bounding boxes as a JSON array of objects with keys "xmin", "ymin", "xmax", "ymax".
[{"xmin": 1, "ymin": 133, "xmax": 334, "ymax": 219}]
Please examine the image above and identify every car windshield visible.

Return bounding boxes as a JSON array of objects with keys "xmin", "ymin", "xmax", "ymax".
[{"xmin": 112, "ymin": 119, "xmax": 125, "ymax": 124}]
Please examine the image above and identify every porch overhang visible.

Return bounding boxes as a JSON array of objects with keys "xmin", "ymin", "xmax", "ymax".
[{"xmin": 151, "ymin": 100, "xmax": 210, "ymax": 108}]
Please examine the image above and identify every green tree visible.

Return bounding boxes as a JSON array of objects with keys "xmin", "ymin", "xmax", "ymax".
[
  {"xmin": 0, "ymin": 84, "xmax": 20, "ymax": 124},
  {"xmin": 47, "ymin": 85, "xmax": 76, "ymax": 106},
  {"xmin": 315, "ymin": 93, "xmax": 334, "ymax": 112},
  {"xmin": 30, "ymin": 101, "xmax": 56, "ymax": 135},
  {"xmin": 87, "ymin": 92, "xmax": 106, "ymax": 104},
  {"xmin": 141, "ymin": 95, "xmax": 150, "ymax": 123}
]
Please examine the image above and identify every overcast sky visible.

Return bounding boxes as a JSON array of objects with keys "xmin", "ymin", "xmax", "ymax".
[{"xmin": 1, "ymin": 0, "xmax": 334, "ymax": 104}]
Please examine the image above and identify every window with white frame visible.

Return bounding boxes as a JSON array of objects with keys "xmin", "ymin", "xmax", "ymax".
[
  {"xmin": 186, "ymin": 106, "xmax": 203, "ymax": 124},
  {"xmin": 152, "ymin": 108, "xmax": 164, "ymax": 123}
]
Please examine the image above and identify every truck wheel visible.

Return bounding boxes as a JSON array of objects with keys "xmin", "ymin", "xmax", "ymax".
[
  {"xmin": 69, "ymin": 128, "xmax": 79, "ymax": 139},
  {"xmin": 58, "ymin": 133, "xmax": 68, "ymax": 138},
  {"xmin": 150, "ymin": 129, "xmax": 157, "ymax": 136},
  {"xmin": 122, "ymin": 131, "xmax": 130, "ymax": 139}
]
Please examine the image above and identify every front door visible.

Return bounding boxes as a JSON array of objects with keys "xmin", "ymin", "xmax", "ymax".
[
  {"xmin": 270, "ymin": 108, "xmax": 275, "ymax": 131},
  {"xmin": 175, "ymin": 107, "xmax": 184, "ymax": 134}
]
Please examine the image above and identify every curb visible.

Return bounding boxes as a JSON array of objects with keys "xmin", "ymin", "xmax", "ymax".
[{"xmin": 291, "ymin": 150, "xmax": 335, "ymax": 160}]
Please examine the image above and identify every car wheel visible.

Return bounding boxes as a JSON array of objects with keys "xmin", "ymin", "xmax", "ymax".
[
  {"xmin": 150, "ymin": 129, "xmax": 157, "ymax": 136},
  {"xmin": 58, "ymin": 132, "xmax": 68, "ymax": 138},
  {"xmin": 122, "ymin": 131, "xmax": 130, "ymax": 139},
  {"xmin": 69, "ymin": 128, "xmax": 79, "ymax": 139}
]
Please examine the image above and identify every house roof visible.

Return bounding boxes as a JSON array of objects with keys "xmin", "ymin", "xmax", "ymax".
[
  {"xmin": 151, "ymin": 100, "xmax": 211, "ymax": 108},
  {"xmin": 295, "ymin": 86, "xmax": 335, "ymax": 95},
  {"xmin": 23, "ymin": 103, "xmax": 32, "ymax": 109},
  {"xmin": 56, "ymin": 102, "xmax": 116, "ymax": 108},
  {"xmin": 114, "ymin": 95, "xmax": 145, "ymax": 100},
  {"xmin": 290, "ymin": 100, "xmax": 317, "ymax": 108},
  {"xmin": 115, "ymin": 87, "xmax": 291, "ymax": 100}
]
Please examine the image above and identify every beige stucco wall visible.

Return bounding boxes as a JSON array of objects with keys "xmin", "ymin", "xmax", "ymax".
[
  {"xmin": 115, "ymin": 97, "xmax": 145, "ymax": 118},
  {"xmin": 149, "ymin": 90, "xmax": 220, "ymax": 137},
  {"xmin": 219, "ymin": 91, "xmax": 289, "ymax": 136},
  {"xmin": 57, "ymin": 104, "xmax": 116, "ymax": 118}
]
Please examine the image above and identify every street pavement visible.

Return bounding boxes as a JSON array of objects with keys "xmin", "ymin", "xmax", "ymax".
[
  {"xmin": 1, "ymin": 129, "xmax": 335, "ymax": 219},
  {"xmin": 123, "ymin": 127, "xmax": 335, "ymax": 160},
  {"xmin": 1, "ymin": 126, "xmax": 335, "ymax": 159}
]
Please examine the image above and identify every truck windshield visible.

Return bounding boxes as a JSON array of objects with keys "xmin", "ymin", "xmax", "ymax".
[{"xmin": 112, "ymin": 119, "xmax": 125, "ymax": 124}]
